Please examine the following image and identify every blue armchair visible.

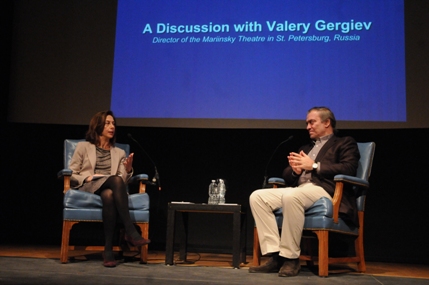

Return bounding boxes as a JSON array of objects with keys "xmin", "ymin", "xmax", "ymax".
[
  {"xmin": 58, "ymin": 139, "xmax": 150, "ymax": 264},
  {"xmin": 252, "ymin": 142, "xmax": 375, "ymax": 277}
]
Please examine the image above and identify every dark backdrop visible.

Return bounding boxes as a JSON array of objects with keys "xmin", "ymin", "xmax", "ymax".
[
  {"xmin": 2, "ymin": 1, "xmax": 429, "ymax": 265},
  {"xmin": 2, "ymin": 122, "xmax": 429, "ymax": 264}
]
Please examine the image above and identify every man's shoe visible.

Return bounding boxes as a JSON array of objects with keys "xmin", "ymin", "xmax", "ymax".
[
  {"xmin": 278, "ymin": 258, "xmax": 301, "ymax": 277},
  {"xmin": 249, "ymin": 256, "xmax": 281, "ymax": 273}
]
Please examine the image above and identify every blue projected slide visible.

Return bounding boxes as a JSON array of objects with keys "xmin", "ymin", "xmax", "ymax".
[{"xmin": 111, "ymin": 0, "xmax": 405, "ymax": 122}]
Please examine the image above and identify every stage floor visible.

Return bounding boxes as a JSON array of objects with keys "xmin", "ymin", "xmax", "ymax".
[{"xmin": 0, "ymin": 245, "xmax": 428, "ymax": 284}]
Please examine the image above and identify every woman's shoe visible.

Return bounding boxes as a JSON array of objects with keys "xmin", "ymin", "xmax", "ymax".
[
  {"xmin": 102, "ymin": 252, "xmax": 117, "ymax": 268},
  {"xmin": 103, "ymin": 259, "xmax": 117, "ymax": 267},
  {"xmin": 124, "ymin": 234, "xmax": 151, "ymax": 247}
]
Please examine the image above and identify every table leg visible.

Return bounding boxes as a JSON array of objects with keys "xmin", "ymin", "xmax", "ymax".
[
  {"xmin": 240, "ymin": 212, "xmax": 247, "ymax": 264},
  {"xmin": 177, "ymin": 211, "xmax": 189, "ymax": 261},
  {"xmin": 232, "ymin": 211, "xmax": 241, "ymax": 268},
  {"xmin": 165, "ymin": 207, "xmax": 175, "ymax": 265}
]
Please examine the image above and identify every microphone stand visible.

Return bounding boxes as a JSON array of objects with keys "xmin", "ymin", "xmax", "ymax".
[
  {"xmin": 262, "ymin": 135, "xmax": 293, "ymax": 188},
  {"xmin": 128, "ymin": 133, "xmax": 161, "ymax": 191}
]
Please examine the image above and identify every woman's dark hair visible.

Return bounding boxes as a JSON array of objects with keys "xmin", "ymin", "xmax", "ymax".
[{"xmin": 85, "ymin": 110, "xmax": 116, "ymax": 146}]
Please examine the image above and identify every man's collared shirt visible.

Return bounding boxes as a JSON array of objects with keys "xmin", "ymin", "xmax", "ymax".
[{"xmin": 298, "ymin": 134, "xmax": 333, "ymax": 185}]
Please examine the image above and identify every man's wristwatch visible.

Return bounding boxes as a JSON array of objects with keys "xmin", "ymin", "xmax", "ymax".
[{"xmin": 312, "ymin": 162, "xmax": 318, "ymax": 170}]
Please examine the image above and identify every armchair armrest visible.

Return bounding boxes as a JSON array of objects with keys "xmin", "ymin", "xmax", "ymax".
[
  {"xmin": 268, "ymin": 177, "xmax": 285, "ymax": 188},
  {"xmin": 57, "ymin": 169, "xmax": 72, "ymax": 179},
  {"xmin": 334, "ymin": 174, "xmax": 369, "ymax": 188},
  {"xmin": 332, "ymin": 174, "xmax": 370, "ymax": 224},
  {"xmin": 129, "ymin": 174, "xmax": 149, "ymax": 194},
  {"xmin": 128, "ymin": 174, "xmax": 149, "ymax": 184},
  {"xmin": 58, "ymin": 169, "xmax": 72, "ymax": 193}
]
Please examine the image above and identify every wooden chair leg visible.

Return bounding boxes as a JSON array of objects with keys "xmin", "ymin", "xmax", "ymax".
[
  {"xmin": 355, "ymin": 212, "xmax": 366, "ymax": 272},
  {"xmin": 253, "ymin": 227, "xmax": 261, "ymax": 266},
  {"xmin": 314, "ymin": 230, "xmax": 329, "ymax": 277},
  {"xmin": 60, "ymin": 221, "xmax": 77, "ymax": 263},
  {"xmin": 355, "ymin": 236, "xmax": 366, "ymax": 272},
  {"xmin": 136, "ymin": 223, "xmax": 149, "ymax": 264},
  {"xmin": 302, "ymin": 236, "xmax": 315, "ymax": 267}
]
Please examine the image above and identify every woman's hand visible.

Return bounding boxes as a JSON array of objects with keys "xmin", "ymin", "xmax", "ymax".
[{"xmin": 123, "ymin": 153, "xmax": 134, "ymax": 173}]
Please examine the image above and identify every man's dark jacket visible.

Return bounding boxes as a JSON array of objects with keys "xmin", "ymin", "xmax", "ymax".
[{"xmin": 282, "ymin": 135, "xmax": 360, "ymax": 226}]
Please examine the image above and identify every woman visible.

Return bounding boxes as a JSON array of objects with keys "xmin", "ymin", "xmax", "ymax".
[{"xmin": 69, "ymin": 110, "xmax": 150, "ymax": 267}]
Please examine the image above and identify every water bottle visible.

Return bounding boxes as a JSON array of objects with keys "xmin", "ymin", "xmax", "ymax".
[
  {"xmin": 218, "ymin": 179, "xmax": 226, "ymax": 204},
  {"xmin": 208, "ymin": 180, "xmax": 217, "ymax": 204}
]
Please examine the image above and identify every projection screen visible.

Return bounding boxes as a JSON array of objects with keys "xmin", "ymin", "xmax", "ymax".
[{"xmin": 7, "ymin": 0, "xmax": 429, "ymax": 128}]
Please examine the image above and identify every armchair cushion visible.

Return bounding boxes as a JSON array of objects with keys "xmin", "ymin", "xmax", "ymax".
[
  {"xmin": 303, "ymin": 215, "xmax": 358, "ymax": 235},
  {"xmin": 274, "ymin": 197, "xmax": 358, "ymax": 234},
  {"xmin": 64, "ymin": 190, "xmax": 103, "ymax": 209},
  {"xmin": 303, "ymin": 197, "xmax": 358, "ymax": 234},
  {"xmin": 305, "ymin": 197, "xmax": 333, "ymax": 217},
  {"xmin": 63, "ymin": 189, "xmax": 150, "ymax": 221}
]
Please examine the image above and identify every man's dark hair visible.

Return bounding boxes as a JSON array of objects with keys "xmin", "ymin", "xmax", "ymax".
[{"xmin": 308, "ymin": 106, "xmax": 337, "ymax": 132}]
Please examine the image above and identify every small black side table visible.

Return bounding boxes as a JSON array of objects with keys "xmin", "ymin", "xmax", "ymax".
[{"xmin": 165, "ymin": 202, "xmax": 246, "ymax": 269}]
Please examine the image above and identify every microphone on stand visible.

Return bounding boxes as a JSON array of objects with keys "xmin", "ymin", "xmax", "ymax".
[
  {"xmin": 262, "ymin": 135, "xmax": 294, "ymax": 188},
  {"xmin": 127, "ymin": 133, "xmax": 161, "ymax": 191}
]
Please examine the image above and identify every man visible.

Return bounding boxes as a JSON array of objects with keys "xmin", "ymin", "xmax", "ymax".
[{"xmin": 249, "ymin": 106, "xmax": 360, "ymax": 277}]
